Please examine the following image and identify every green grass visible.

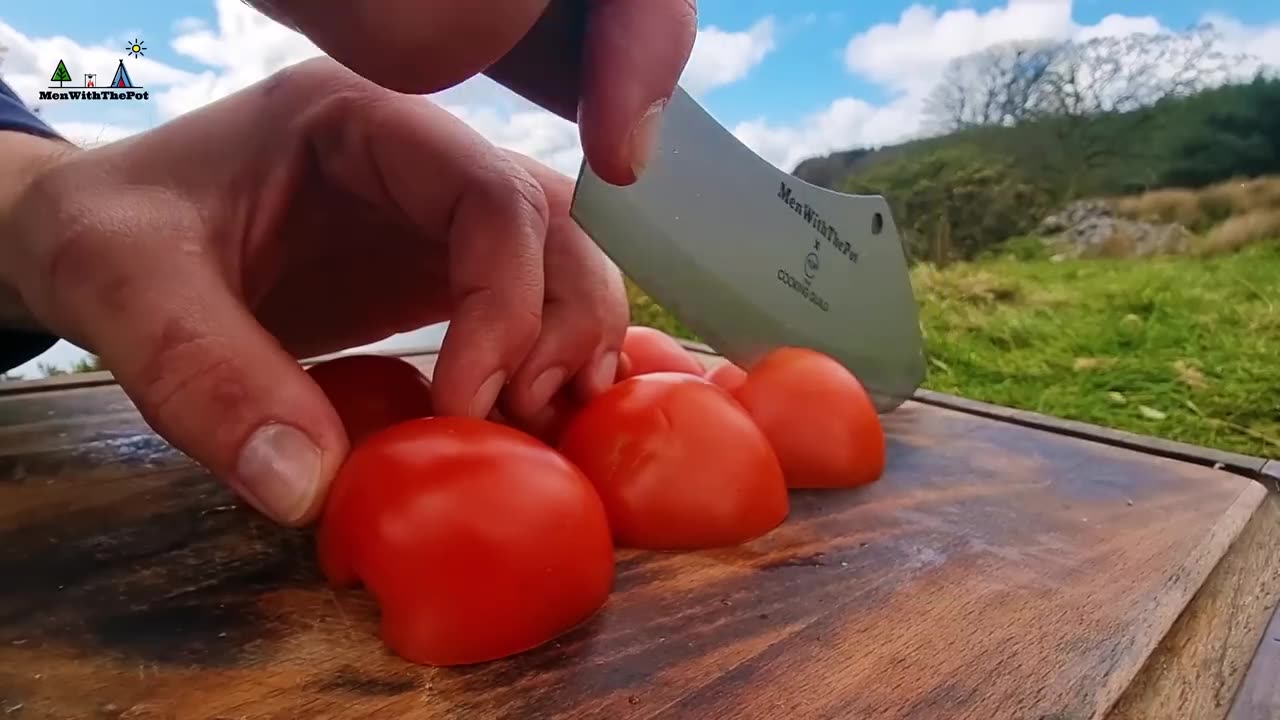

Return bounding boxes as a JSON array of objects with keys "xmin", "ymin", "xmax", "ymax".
[
  {"xmin": 628, "ymin": 240, "xmax": 1280, "ymax": 459},
  {"xmin": 913, "ymin": 240, "xmax": 1280, "ymax": 457}
]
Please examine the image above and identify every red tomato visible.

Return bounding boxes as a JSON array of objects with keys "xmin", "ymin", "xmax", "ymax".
[
  {"xmin": 619, "ymin": 326, "xmax": 706, "ymax": 378},
  {"xmin": 706, "ymin": 361, "xmax": 748, "ymax": 394},
  {"xmin": 306, "ymin": 354, "xmax": 434, "ymax": 446},
  {"xmin": 317, "ymin": 417, "xmax": 615, "ymax": 666},
  {"xmin": 733, "ymin": 347, "xmax": 885, "ymax": 488},
  {"xmin": 558, "ymin": 372, "xmax": 788, "ymax": 550}
]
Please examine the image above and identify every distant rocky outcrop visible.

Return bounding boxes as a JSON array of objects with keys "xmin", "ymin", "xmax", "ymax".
[{"xmin": 1039, "ymin": 200, "xmax": 1194, "ymax": 259}]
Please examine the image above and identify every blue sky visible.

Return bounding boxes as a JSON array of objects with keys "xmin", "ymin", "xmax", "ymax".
[{"xmin": 1, "ymin": 0, "xmax": 1277, "ymax": 376}]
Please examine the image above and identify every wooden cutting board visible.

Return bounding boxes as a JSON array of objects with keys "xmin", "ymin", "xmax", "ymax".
[{"xmin": 0, "ymin": 349, "xmax": 1274, "ymax": 720}]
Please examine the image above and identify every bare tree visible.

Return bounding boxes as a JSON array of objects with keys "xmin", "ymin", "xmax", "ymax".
[
  {"xmin": 925, "ymin": 23, "xmax": 1248, "ymax": 133},
  {"xmin": 1036, "ymin": 25, "xmax": 1241, "ymax": 118},
  {"xmin": 924, "ymin": 39, "xmax": 1063, "ymax": 132}
]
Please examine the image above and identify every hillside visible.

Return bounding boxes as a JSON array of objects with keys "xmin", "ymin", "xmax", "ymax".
[{"xmin": 792, "ymin": 75, "xmax": 1280, "ymax": 265}]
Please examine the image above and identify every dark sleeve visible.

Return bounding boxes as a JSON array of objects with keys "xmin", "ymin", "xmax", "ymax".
[
  {"xmin": 0, "ymin": 78, "xmax": 62, "ymax": 140},
  {"xmin": 1, "ymin": 77, "xmax": 64, "ymax": 374}
]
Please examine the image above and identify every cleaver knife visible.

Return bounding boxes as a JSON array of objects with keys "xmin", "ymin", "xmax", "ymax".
[{"xmin": 569, "ymin": 86, "xmax": 927, "ymax": 412}]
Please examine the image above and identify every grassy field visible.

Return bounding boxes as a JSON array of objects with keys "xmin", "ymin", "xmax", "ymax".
[
  {"xmin": 912, "ymin": 240, "xmax": 1280, "ymax": 457},
  {"xmin": 631, "ymin": 240, "xmax": 1280, "ymax": 459}
]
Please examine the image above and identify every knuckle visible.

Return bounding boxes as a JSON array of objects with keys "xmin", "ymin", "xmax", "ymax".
[
  {"xmin": 458, "ymin": 284, "xmax": 543, "ymax": 354},
  {"xmin": 136, "ymin": 320, "xmax": 251, "ymax": 436},
  {"xmin": 506, "ymin": 301, "xmax": 544, "ymax": 352},
  {"xmin": 480, "ymin": 159, "xmax": 551, "ymax": 232}
]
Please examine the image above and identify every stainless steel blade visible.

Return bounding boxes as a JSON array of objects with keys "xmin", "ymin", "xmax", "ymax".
[{"xmin": 569, "ymin": 86, "xmax": 927, "ymax": 412}]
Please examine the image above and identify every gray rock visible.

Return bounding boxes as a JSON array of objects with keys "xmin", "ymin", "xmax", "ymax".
[{"xmin": 1040, "ymin": 200, "xmax": 1192, "ymax": 259}]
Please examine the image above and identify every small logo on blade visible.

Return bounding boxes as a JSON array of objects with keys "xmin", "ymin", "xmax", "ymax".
[{"xmin": 804, "ymin": 252, "xmax": 819, "ymax": 280}]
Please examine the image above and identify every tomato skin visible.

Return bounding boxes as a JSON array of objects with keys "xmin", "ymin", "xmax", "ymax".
[
  {"xmin": 317, "ymin": 417, "xmax": 615, "ymax": 666},
  {"xmin": 619, "ymin": 326, "xmax": 706, "ymax": 378},
  {"xmin": 558, "ymin": 372, "xmax": 788, "ymax": 550},
  {"xmin": 306, "ymin": 354, "xmax": 434, "ymax": 446},
  {"xmin": 706, "ymin": 361, "xmax": 748, "ymax": 394},
  {"xmin": 733, "ymin": 347, "xmax": 885, "ymax": 488}
]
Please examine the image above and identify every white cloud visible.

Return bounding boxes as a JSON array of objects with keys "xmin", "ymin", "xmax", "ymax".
[
  {"xmin": 843, "ymin": 0, "xmax": 1165, "ymax": 96},
  {"xmin": 734, "ymin": 95, "xmax": 924, "ymax": 173},
  {"xmin": 1200, "ymin": 13, "xmax": 1280, "ymax": 72},
  {"xmin": 682, "ymin": 17, "xmax": 777, "ymax": 96},
  {"xmin": 1075, "ymin": 13, "xmax": 1163, "ymax": 42},
  {"xmin": 441, "ymin": 101, "xmax": 584, "ymax": 177}
]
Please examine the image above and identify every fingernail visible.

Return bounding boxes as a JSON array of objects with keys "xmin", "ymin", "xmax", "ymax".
[
  {"xmin": 233, "ymin": 423, "xmax": 323, "ymax": 525},
  {"xmin": 590, "ymin": 351, "xmax": 619, "ymax": 393},
  {"xmin": 629, "ymin": 98, "xmax": 667, "ymax": 180},
  {"xmin": 470, "ymin": 370, "xmax": 507, "ymax": 418},
  {"xmin": 529, "ymin": 366, "xmax": 567, "ymax": 411}
]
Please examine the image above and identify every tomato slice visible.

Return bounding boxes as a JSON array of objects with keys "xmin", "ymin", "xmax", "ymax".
[
  {"xmin": 305, "ymin": 354, "xmax": 434, "ymax": 446},
  {"xmin": 733, "ymin": 347, "xmax": 886, "ymax": 488},
  {"xmin": 317, "ymin": 417, "xmax": 615, "ymax": 666},
  {"xmin": 558, "ymin": 372, "xmax": 788, "ymax": 550},
  {"xmin": 706, "ymin": 361, "xmax": 748, "ymax": 394},
  {"xmin": 619, "ymin": 326, "xmax": 706, "ymax": 378}
]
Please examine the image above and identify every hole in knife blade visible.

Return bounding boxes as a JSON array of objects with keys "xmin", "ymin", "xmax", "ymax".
[{"xmin": 871, "ymin": 213, "xmax": 884, "ymax": 235}]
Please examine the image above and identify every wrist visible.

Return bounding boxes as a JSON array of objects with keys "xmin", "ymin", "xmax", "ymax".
[{"xmin": 0, "ymin": 130, "xmax": 76, "ymax": 332}]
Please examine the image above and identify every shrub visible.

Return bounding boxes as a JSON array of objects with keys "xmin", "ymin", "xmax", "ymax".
[
  {"xmin": 1198, "ymin": 209, "xmax": 1280, "ymax": 256},
  {"xmin": 1113, "ymin": 189, "xmax": 1203, "ymax": 229},
  {"xmin": 978, "ymin": 235, "xmax": 1053, "ymax": 261},
  {"xmin": 625, "ymin": 279, "xmax": 697, "ymax": 340},
  {"xmin": 844, "ymin": 144, "xmax": 1058, "ymax": 265}
]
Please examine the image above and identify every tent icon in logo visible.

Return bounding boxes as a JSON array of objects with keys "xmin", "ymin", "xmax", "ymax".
[{"xmin": 110, "ymin": 59, "xmax": 135, "ymax": 88}]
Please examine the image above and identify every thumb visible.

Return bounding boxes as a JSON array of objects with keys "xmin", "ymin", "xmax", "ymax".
[{"xmin": 70, "ymin": 261, "xmax": 347, "ymax": 527}]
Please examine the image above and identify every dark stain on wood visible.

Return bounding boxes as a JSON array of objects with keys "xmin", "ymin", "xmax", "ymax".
[
  {"xmin": 0, "ymin": 467, "xmax": 316, "ymax": 669},
  {"xmin": 0, "ymin": 352, "xmax": 1273, "ymax": 719}
]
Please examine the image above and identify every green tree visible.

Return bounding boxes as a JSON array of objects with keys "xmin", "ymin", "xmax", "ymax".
[
  {"xmin": 49, "ymin": 59, "xmax": 71, "ymax": 87},
  {"xmin": 1157, "ymin": 75, "xmax": 1280, "ymax": 188},
  {"xmin": 845, "ymin": 144, "xmax": 1058, "ymax": 265}
]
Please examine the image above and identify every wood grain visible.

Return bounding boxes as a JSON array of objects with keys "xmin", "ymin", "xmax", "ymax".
[
  {"xmin": 1108, "ymin": 492, "xmax": 1280, "ymax": 720},
  {"xmin": 0, "ymin": 351, "xmax": 1270, "ymax": 720},
  {"xmin": 1226, "ymin": 575, "xmax": 1280, "ymax": 720}
]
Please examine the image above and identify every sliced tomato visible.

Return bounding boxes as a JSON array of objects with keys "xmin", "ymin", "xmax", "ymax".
[
  {"xmin": 733, "ymin": 347, "xmax": 885, "ymax": 488},
  {"xmin": 305, "ymin": 354, "xmax": 433, "ymax": 446},
  {"xmin": 317, "ymin": 417, "xmax": 615, "ymax": 666},
  {"xmin": 619, "ymin": 326, "xmax": 706, "ymax": 378},
  {"xmin": 558, "ymin": 372, "xmax": 788, "ymax": 550}
]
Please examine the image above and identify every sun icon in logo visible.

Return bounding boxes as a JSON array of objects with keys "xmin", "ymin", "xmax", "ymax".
[{"xmin": 126, "ymin": 39, "xmax": 147, "ymax": 58}]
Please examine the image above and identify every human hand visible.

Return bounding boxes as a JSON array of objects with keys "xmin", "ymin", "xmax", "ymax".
[
  {"xmin": 0, "ymin": 58, "xmax": 629, "ymax": 526},
  {"xmin": 248, "ymin": 0, "xmax": 698, "ymax": 185}
]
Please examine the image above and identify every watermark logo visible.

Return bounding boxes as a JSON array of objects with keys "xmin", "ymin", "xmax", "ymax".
[{"xmin": 39, "ymin": 39, "xmax": 149, "ymax": 101}]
